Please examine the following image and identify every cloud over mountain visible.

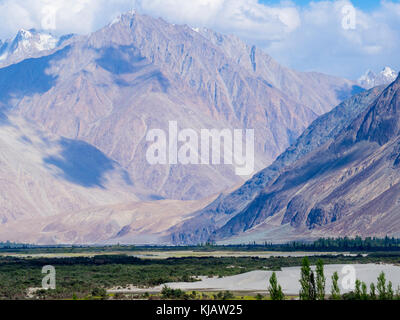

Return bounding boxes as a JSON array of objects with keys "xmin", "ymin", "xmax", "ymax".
[{"xmin": 0, "ymin": 0, "xmax": 399, "ymax": 78}]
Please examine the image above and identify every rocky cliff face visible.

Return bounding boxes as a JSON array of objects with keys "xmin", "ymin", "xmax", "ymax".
[
  {"xmin": 191, "ymin": 75, "xmax": 400, "ymax": 244},
  {"xmin": 170, "ymin": 85, "xmax": 385, "ymax": 244},
  {"xmin": 1, "ymin": 12, "xmax": 360, "ymax": 201},
  {"xmin": 0, "ymin": 11, "xmax": 370, "ymax": 244}
]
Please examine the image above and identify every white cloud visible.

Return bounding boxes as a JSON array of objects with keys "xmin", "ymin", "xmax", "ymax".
[
  {"xmin": 0, "ymin": 0, "xmax": 398, "ymax": 79},
  {"xmin": 0, "ymin": 0, "xmax": 299, "ymax": 40},
  {"xmin": 137, "ymin": 0, "xmax": 301, "ymax": 41},
  {"xmin": 263, "ymin": 0, "xmax": 400, "ymax": 78},
  {"xmin": 0, "ymin": 0, "xmax": 136, "ymax": 38},
  {"xmin": 136, "ymin": 0, "xmax": 400, "ymax": 78}
]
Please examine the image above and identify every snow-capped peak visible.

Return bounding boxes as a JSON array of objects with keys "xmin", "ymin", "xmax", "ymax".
[
  {"xmin": 108, "ymin": 9, "xmax": 137, "ymax": 27},
  {"xmin": 381, "ymin": 66, "xmax": 396, "ymax": 79},
  {"xmin": 358, "ymin": 67, "xmax": 397, "ymax": 89},
  {"xmin": 13, "ymin": 29, "xmax": 58, "ymax": 51},
  {"xmin": 109, "ymin": 15, "xmax": 122, "ymax": 26},
  {"xmin": 0, "ymin": 29, "xmax": 59, "ymax": 65},
  {"xmin": 17, "ymin": 28, "xmax": 33, "ymax": 39}
]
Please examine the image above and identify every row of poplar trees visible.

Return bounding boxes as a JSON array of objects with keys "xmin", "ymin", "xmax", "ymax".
[{"xmin": 268, "ymin": 257, "xmax": 396, "ymax": 300}]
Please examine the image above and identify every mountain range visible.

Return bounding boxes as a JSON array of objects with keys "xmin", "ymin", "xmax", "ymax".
[
  {"xmin": 358, "ymin": 67, "xmax": 397, "ymax": 90},
  {"xmin": 0, "ymin": 11, "xmax": 396, "ymax": 245},
  {"xmin": 169, "ymin": 85, "xmax": 386, "ymax": 244},
  {"xmin": 172, "ymin": 75, "xmax": 400, "ymax": 245},
  {"xmin": 0, "ymin": 29, "xmax": 67, "ymax": 67},
  {"xmin": 0, "ymin": 12, "xmax": 361, "ymax": 202}
]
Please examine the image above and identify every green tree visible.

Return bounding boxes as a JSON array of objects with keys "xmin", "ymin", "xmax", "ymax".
[
  {"xmin": 370, "ymin": 283, "xmax": 376, "ymax": 300},
  {"xmin": 361, "ymin": 282, "xmax": 368, "ymax": 300},
  {"xmin": 92, "ymin": 287, "xmax": 107, "ymax": 299},
  {"xmin": 268, "ymin": 272, "xmax": 284, "ymax": 300},
  {"xmin": 316, "ymin": 259, "xmax": 326, "ymax": 300},
  {"xmin": 355, "ymin": 279, "xmax": 361, "ymax": 300},
  {"xmin": 309, "ymin": 271, "xmax": 316, "ymax": 300},
  {"xmin": 222, "ymin": 291, "xmax": 234, "ymax": 300},
  {"xmin": 331, "ymin": 272, "xmax": 341, "ymax": 300},
  {"xmin": 161, "ymin": 286, "xmax": 185, "ymax": 299},
  {"xmin": 387, "ymin": 281, "xmax": 394, "ymax": 300},
  {"xmin": 396, "ymin": 286, "xmax": 400, "ymax": 300},
  {"xmin": 299, "ymin": 257, "xmax": 312, "ymax": 300},
  {"xmin": 377, "ymin": 272, "xmax": 387, "ymax": 300}
]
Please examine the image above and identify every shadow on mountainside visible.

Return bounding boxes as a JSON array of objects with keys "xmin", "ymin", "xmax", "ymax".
[
  {"xmin": 95, "ymin": 45, "xmax": 146, "ymax": 75},
  {"xmin": 44, "ymin": 138, "xmax": 115, "ymax": 188},
  {"xmin": 0, "ymin": 46, "xmax": 71, "ymax": 105},
  {"xmin": 95, "ymin": 45, "xmax": 170, "ymax": 91}
]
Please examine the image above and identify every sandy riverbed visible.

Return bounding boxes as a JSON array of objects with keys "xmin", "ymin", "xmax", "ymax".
[{"xmin": 109, "ymin": 264, "xmax": 400, "ymax": 295}]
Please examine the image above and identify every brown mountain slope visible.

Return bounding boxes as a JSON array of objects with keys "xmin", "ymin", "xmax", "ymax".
[
  {"xmin": 0, "ymin": 112, "xmax": 143, "ymax": 226},
  {"xmin": 0, "ymin": 196, "xmax": 215, "ymax": 245},
  {"xmin": 208, "ymin": 75, "xmax": 400, "ymax": 243},
  {"xmin": 0, "ymin": 112, "xmax": 216, "ymax": 245},
  {"xmin": 169, "ymin": 86, "xmax": 384, "ymax": 244},
  {"xmin": 1, "ymin": 12, "xmax": 360, "ymax": 201}
]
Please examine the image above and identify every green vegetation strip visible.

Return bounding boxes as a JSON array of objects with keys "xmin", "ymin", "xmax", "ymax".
[
  {"xmin": 0, "ymin": 252, "xmax": 400, "ymax": 299},
  {"xmin": 2, "ymin": 236, "xmax": 400, "ymax": 254}
]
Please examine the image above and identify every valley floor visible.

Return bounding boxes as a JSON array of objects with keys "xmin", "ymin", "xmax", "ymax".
[{"xmin": 0, "ymin": 248, "xmax": 399, "ymax": 300}]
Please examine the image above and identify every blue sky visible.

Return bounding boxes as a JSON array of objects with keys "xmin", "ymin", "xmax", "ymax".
[{"xmin": 0, "ymin": 0, "xmax": 399, "ymax": 80}]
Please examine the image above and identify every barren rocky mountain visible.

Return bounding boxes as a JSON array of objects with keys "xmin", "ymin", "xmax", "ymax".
[
  {"xmin": 1, "ymin": 11, "xmax": 361, "ymax": 201},
  {"xmin": 0, "ymin": 112, "xmax": 142, "ymax": 225},
  {"xmin": 0, "ymin": 196, "xmax": 214, "ymax": 245},
  {"xmin": 0, "ymin": 11, "xmax": 372, "ymax": 244},
  {"xmin": 177, "ymin": 74, "xmax": 400, "ymax": 245},
  {"xmin": 0, "ymin": 77, "xmax": 392, "ymax": 245},
  {"xmin": 0, "ymin": 110, "xmax": 215, "ymax": 244},
  {"xmin": 169, "ymin": 86, "xmax": 385, "ymax": 244}
]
